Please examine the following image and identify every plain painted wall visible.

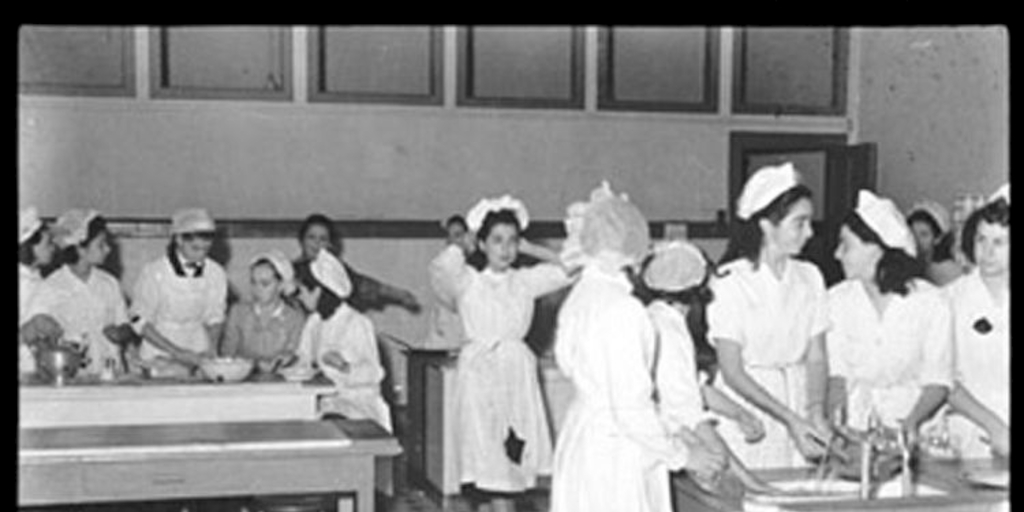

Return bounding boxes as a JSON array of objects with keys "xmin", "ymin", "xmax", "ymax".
[{"xmin": 857, "ymin": 26, "xmax": 1009, "ymax": 208}]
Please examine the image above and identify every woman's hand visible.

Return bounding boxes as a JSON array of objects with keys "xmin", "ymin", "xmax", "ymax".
[
  {"xmin": 987, "ymin": 423, "xmax": 1010, "ymax": 457},
  {"xmin": 737, "ymin": 410, "xmax": 766, "ymax": 444},
  {"xmin": 787, "ymin": 416, "xmax": 830, "ymax": 460},
  {"xmin": 322, "ymin": 351, "xmax": 350, "ymax": 373},
  {"xmin": 271, "ymin": 349, "xmax": 298, "ymax": 370}
]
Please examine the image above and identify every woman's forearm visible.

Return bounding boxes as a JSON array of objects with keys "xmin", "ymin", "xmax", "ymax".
[
  {"xmin": 804, "ymin": 335, "xmax": 829, "ymax": 420},
  {"xmin": 701, "ymin": 385, "xmax": 747, "ymax": 423},
  {"xmin": 905, "ymin": 384, "xmax": 949, "ymax": 431},
  {"xmin": 140, "ymin": 323, "xmax": 190, "ymax": 358},
  {"xmin": 718, "ymin": 356, "xmax": 799, "ymax": 425},
  {"xmin": 948, "ymin": 383, "xmax": 1006, "ymax": 434}
]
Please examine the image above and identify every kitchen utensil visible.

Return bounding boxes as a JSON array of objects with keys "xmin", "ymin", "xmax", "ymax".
[
  {"xmin": 34, "ymin": 343, "xmax": 85, "ymax": 385},
  {"xmin": 198, "ymin": 357, "xmax": 254, "ymax": 383}
]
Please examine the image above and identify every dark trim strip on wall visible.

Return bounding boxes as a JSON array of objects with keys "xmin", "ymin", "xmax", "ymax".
[{"xmin": 44, "ymin": 217, "xmax": 728, "ymax": 240}]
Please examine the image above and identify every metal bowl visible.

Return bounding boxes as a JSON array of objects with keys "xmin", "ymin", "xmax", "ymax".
[
  {"xmin": 34, "ymin": 345, "xmax": 84, "ymax": 385},
  {"xmin": 199, "ymin": 357, "xmax": 254, "ymax": 383}
]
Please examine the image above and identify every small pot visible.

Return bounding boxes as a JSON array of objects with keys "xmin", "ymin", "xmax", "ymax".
[{"xmin": 35, "ymin": 345, "xmax": 85, "ymax": 385}]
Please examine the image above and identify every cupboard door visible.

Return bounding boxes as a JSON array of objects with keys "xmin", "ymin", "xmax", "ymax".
[
  {"xmin": 151, "ymin": 26, "xmax": 291, "ymax": 101},
  {"xmin": 598, "ymin": 27, "xmax": 719, "ymax": 112},
  {"xmin": 733, "ymin": 27, "xmax": 848, "ymax": 116},
  {"xmin": 19, "ymin": 26, "xmax": 134, "ymax": 97},
  {"xmin": 309, "ymin": 26, "xmax": 442, "ymax": 105},
  {"xmin": 457, "ymin": 26, "xmax": 583, "ymax": 109}
]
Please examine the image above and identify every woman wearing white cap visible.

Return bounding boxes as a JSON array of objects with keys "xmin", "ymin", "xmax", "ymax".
[
  {"xmin": 294, "ymin": 248, "xmax": 391, "ymax": 432},
  {"xmin": 827, "ymin": 190, "xmax": 952, "ymax": 440},
  {"xmin": 944, "ymin": 184, "xmax": 1009, "ymax": 458},
  {"xmin": 638, "ymin": 240, "xmax": 775, "ymax": 494},
  {"xmin": 430, "ymin": 194, "xmax": 572, "ymax": 512},
  {"xmin": 24, "ymin": 209, "xmax": 130, "ymax": 376},
  {"xmin": 220, "ymin": 250, "xmax": 306, "ymax": 374},
  {"xmin": 906, "ymin": 200, "xmax": 963, "ymax": 286},
  {"xmin": 551, "ymin": 183, "xmax": 725, "ymax": 512},
  {"xmin": 130, "ymin": 208, "xmax": 227, "ymax": 368},
  {"xmin": 707, "ymin": 163, "xmax": 832, "ymax": 469},
  {"xmin": 19, "ymin": 206, "xmax": 59, "ymax": 375}
]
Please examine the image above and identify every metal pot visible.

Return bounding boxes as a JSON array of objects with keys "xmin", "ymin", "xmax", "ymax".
[{"xmin": 34, "ymin": 344, "xmax": 85, "ymax": 385}]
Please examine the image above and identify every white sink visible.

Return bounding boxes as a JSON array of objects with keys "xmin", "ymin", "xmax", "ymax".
[{"xmin": 747, "ymin": 478, "xmax": 947, "ymax": 505}]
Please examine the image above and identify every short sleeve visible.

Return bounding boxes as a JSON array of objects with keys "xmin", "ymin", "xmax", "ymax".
[
  {"xmin": 705, "ymin": 274, "xmax": 745, "ymax": 348},
  {"xmin": 203, "ymin": 264, "xmax": 228, "ymax": 326},
  {"xmin": 130, "ymin": 262, "xmax": 162, "ymax": 332},
  {"xmin": 919, "ymin": 291, "xmax": 954, "ymax": 387},
  {"xmin": 806, "ymin": 265, "xmax": 830, "ymax": 337},
  {"xmin": 429, "ymin": 245, "xmax": 473, "ymax": 305},
  {"xmin": 824, "ymin": 286, "xmax": 851, "ymax": 379},
  {"xmin": 520, "ymin": 263, "xmax": 570, "ymax": 299}
]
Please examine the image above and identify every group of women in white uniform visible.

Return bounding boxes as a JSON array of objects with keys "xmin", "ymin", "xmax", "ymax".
[
  {"xmin": 423, "ymin": 165, "xmax": 1008, "ymax": 512},
  {"xmin": 19, "ymin": 163, "xmax": 1008, "ymax": 512},
  {"xmin": 18, "ymin": 207, "xmax": 394, "ymax": 432}
]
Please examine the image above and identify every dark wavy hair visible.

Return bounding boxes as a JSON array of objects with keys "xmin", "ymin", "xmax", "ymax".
[
  {"xmin": 843, "ymin": 211, "xmax": 924, "ymax": 296},
  {"xmin": 906, "ymin": 210, "xmax": 955, "ymax": 262},
  {"xmin": 444, "ymin": 214, "xmax": 468, "ymax": 231},
  {"xmin": 720, "ymin": 184, "xmax": 814, "ymax": 268},
  {"xmin": 18, "ymin": 225, "xmax": 47, "ymax": 266},
  {"xmin": 56, "ymin": 216, "xmax": 108, "ymax": 266},
  {"xmin": 961, "ymin": 198, "xmax": 1010, "ymax": 265},
  {"xmin": 298, "ymin": 213, "xmax": 342, "ymax": 256},
  {"xmin": 476, "ymin": 209, "xmax": 522, "ymax": 241}
]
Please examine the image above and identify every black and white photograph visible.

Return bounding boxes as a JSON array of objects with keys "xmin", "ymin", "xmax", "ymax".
[{"xmin": 18, "ymin": 25, "xmax": 1009, "ymax": 512}]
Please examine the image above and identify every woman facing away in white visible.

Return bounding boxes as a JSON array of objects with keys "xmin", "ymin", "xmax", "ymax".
[{"xmin": 550, "ymin": 182, "xmax": 726, "ymax": 512}]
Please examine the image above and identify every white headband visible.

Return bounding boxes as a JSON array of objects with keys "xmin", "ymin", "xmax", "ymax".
[
  {"xmin": 855, "ymin": 190, "xmax": 917, "ymax": 258},
  {"xmin": 988, "ymin": 183, "xmax": 1009, "ymax": 205},
  {"xmin": 53, "ymin": 209, "xmax": 100, "ymax": 248},
  {"xmin": 908, "ymin": 200, "xmax": 951, "ymax": 234},
  {"xmin": 737, "ymin": 162, "xmax": 802, "ymax": 220},
  {"xmin": 250, "ymin": 250, "xmax": 296, "ymax": 295},
  {"xmin": 465, "ymin": 195, "xmax": 530, "ymax": 233},
  {"xmin": 643, "ymin": 239, "xmax": 708, "ymax": 292}
]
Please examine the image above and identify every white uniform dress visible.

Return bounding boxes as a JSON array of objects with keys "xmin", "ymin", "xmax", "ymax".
[
  {"xmin": 430, "ymin": 244, "xmax": 569, "ymax": 492},
  {"xmin": 296, "ymin": 303, "xmax": 392, "ymax": 432},
  {"xmin": 827, "ymin": 279, "xmax": 954, "ymax": 429},
  {"xmin": 551, "ymin": 266, "xmax": 690, "ymax": 512},
  {"xmin": 25, "ymin": 266, "xmax": 129, "ymax": 375},
  {"xmin": 705, "ymin": 258, "xmax": 829, "ymax": 469},
  {"xmin": 944, "ymin": 269, "xmax": 1009, "ymax": 458},
  {"xmin": 647, "ymin": 300, "xmax": 713, "ymax": 434},
  {"xmin": 130, "ymin": 254, "xmax": 227, "ymax": 360},
  {"xmin": 19, "ymin": 264, "xmax": 44, "ymax": 373}
]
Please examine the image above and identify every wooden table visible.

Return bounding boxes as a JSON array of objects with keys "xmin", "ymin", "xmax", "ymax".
[
  {"xmin": 19, "ymin": 419, "xmax": 402, "ymax": 512},
  {"xmin": 19, "ymin": 376, "xmax": 336, "ymax": 428}
]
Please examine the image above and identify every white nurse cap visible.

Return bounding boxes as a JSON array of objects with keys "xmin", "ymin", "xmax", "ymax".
[
  {"xmin": 855, "ymin": 190, "xmax": 917, "ymax": 258},
  {"xmin": 561, "ymin": 180, "xmax": 650, "ymax": 268},
  {"xmin": 908, "ymin": 200, "xmax": 951, "ymax": 234},
  {"xmin": 53, "ymin": 208, "xmax": 101, "ymax": 248},
  {"xmin": 19, "ymin": 206, "xmax": 42, "ymax": 244},
  {"xmin": 988, "ymin": 183, "xmax": 1009, "ymax": 205},
  {"xmin": 736, "ymin": 162, "xmax": 802, "ymax": 220},
  {"xmin": 310, "ymin": 248, "xmax": 352, "ymax": 299},
  {"xmin": 250, "ymin": 250, "xmax": 296, "ymax": 295},
  {"xmin": 643, "ymin": 239, "xmax": 708, "ymax": 292},
  {"xmin": 465, "ymin": 194, "xmax": 530, "ymax": 232},
  {"xmin": 171, "ymin": 208, "xmax": 216, "ymax": 235}
]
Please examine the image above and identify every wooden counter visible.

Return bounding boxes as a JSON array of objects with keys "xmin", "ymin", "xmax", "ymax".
[
  {"xmin": 19, "ymin": 377, "xmax": 337, "ymax": 428},
  {"xmin": 19, "ymin": 418, "xmax": 401, "ymax": 512}
]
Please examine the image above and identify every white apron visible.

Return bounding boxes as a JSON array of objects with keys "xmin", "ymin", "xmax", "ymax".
[
  {"xmin": 139, "ymin": 275, "xmax": 215, "ymax": 360},
  {"xmin": 714, "ymin": 363, "xmax": 808, "ymax": 469}
]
